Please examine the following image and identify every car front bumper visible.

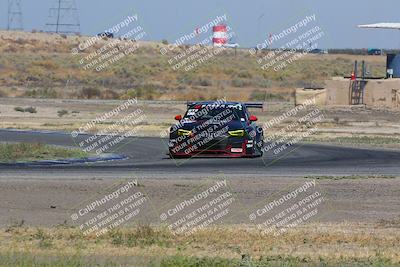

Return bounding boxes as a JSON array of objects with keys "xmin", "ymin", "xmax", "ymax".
[{"xmin": 168, "ymin": 136, "xmax": 257, "ymax": 158}]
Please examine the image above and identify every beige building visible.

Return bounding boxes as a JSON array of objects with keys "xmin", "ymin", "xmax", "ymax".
[{"xmin": 296, "ymin": 77, "xmax": 400, "ymax": 109}]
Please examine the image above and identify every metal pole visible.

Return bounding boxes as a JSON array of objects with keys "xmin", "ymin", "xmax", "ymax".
[
  {"xmin": 7, "ymin": 0, "xmax": 10, "ymax": 30},
  {"xmin": 56, "ymin": 0, "xmax": 61, "ymax": 33},
  {"xmin": 7, "ymin": 0, "xmax": 11, "ymax": 31},
  {"xmin": 354, "ymin": 60, "xmax": 358, "ymax": 79},
  {"xmin": 361, "ymin": 60, "xmax": 365, "ymax": 80},
  {"xmin": 361, "ymin": 60, "xmax": 366, "ymax": 104}
]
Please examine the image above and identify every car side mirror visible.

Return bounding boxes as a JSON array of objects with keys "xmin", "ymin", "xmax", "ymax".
[
  {"xmin": 249, "ymin": 115, "xmax": 258, "ymax": 122},
  {"xmin": 174, "ymin": 115, "xmax": 182, "ymax": 121}
]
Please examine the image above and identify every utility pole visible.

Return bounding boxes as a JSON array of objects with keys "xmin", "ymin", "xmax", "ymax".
[
  {"xmin": 7, "ymin": 0, "xmax": 23, "ymax": 31},
  {"xmin": 46, "ymin": 0, "xmax": 80, "ymax": 34},
  {"xmin": 56, "ymin": 0, "xmax": 61, "ymax": 33}
]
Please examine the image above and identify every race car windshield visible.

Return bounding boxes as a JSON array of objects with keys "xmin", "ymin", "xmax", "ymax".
[{"xmin": 184, "ymin": 106, "xmax": 245, "ymax": 121}]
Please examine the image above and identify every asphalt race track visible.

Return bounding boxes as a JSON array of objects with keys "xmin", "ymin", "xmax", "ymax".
[{"xmin": 1, "ymin": 129, "xmax": 400, "ymax": 178}]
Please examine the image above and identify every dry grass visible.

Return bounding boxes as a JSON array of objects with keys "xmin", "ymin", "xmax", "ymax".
[
  {"xmin": 0, "ymin": 31, "xmax": 387, "ymax": 102},
  {"xmin": 0, "ymin": 142, "xmax": 89, "ymax": 163},
  {"xmin": 304, "ymin": 134, "xmax": 400, "ymax": 150},
  {"xmin": 0, "ymin": 223, "xmax": 399, "ymax": 266}
]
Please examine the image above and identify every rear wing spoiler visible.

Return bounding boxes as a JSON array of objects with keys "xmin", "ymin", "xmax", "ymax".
[
  {"xmin": 244, "ymin": 102, "xmax": 264, "ymax": 109},
  {"xmin": 187, "ymin": 101, "xmax": 264, "ymax": 110}
]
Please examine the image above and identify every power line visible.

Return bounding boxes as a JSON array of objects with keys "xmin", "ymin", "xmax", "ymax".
[
  {"xmin": 46, "ymin": 0, "xmax": 80, "ymax": 34},
  {"xmin": 7, "ymin": 0, "xmax": 23, "ymax": 31}
]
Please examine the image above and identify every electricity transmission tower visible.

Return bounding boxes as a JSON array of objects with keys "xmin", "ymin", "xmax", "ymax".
[
  {"xmin": 46, "ymin": 0, "xmax": 81, "ymax": 34},
  {"xmin": 7, "ymin": 0, "xmax": 23, "ymax": 31}
]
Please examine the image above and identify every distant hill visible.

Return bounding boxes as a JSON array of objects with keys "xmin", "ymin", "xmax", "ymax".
[{"xmin": 0, "ymin": 31, "xmax": 386, "ymax": 101}]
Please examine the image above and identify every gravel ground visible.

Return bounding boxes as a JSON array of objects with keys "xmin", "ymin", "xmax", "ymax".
[{"xmin": 1, "ymin": 175, "xmax": 399, "ymax": 227}]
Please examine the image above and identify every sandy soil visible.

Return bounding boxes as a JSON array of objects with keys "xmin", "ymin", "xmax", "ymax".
[{"xmin": 0, "ymin": 175, "xmax": 399, "ymax": 228}]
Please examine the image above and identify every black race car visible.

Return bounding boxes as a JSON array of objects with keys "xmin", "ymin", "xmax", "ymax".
[{"xmin": 168, "ymin": 101, "xmax": 264, "ymax": 158}]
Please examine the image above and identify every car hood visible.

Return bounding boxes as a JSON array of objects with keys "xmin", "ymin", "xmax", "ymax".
[{"xmin": 178, "ymin": 119, "xmax": 246, "ymax": 132}]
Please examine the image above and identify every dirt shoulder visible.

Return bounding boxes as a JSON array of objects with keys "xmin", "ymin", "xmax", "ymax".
[{"xmin": 1, "ymin": 175, "xmax": 399, "ymax": 227}]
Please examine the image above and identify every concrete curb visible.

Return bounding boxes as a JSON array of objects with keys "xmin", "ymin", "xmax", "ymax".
[{"xmin": 0, "ymin": 153, "xmax": 128, "ymax": 167}]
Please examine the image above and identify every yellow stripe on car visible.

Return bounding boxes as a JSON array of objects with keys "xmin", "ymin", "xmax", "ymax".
[
  {"xmin": 228, "ymin": 130, "xmax": 245, "ymax": 137},
  {"xmin": 178, "ymin": 129, "xmax": 192, "ymax": 136}
]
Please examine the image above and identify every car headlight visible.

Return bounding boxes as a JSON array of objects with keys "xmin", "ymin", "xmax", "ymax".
[
  {"xmin": 178, "ymin": 129, "xmax": 192, "ymax": 136},
  {"xmin": 228, "ymin": 130, "xmax": 245, "ymax": 137}
]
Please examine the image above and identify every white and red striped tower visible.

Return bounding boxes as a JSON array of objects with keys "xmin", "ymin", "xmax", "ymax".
[{"xmin": 212, "ymin": 25, "xmax": 228, "ymax": 47}]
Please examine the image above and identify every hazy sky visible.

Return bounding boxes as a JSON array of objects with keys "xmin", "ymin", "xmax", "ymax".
[{"xmin": 2, "ymin": 0, "xmax": 400, "ymax": 48}]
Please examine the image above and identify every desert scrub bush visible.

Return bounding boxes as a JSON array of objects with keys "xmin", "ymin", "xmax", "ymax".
[
  {"xmin": 14, "ymin": 38, "xmax": 26, "ymax": 45},
  {"xmin": 176, "ymin": 73, "xmax": 196, "ymax": 85},
  {"xmin": 237, "ymin": 70, "xmax": 253, "ymax": 79},
  {"xmin": 121, "ymin": 84, "xmax": 160, "ymax": 100},
  {"xmin": 32, "ymin": 60, "xmax": 58, "ymax": 70},
  {"xmin": 79, "ymin": 87, "xmax": 101, "ymax": 99},
  {"xmin": 254, "ymin": 78, "xmax": 272, "ymax": 88},
  {"xmin": 101, "ymin": 89, "xmax": 121, "ymax": 99},
  {"xmin": 34, "ymin": 228, "xmax": 54, "ymax": 249},
  {"xmin": 57, "ymin": 110, "xmax": 68, "ymax": 117},
  {"xmin": 14, "ymin": 107, "xmax": 25, "ymax": 112},
  {"xmin": 222, "ymin": 68, "xmax": 235, "ymax": 75},
  {"xmin": 231, "ymin": 78, "xmax": 253, "ymax": 88},
  {"xmin": 195, "ymin": 77, "xmax": 213, "ymax": 87},
  {"xmin": 14, "ymin": 106, "xmax": 37, "ymax": 113},
  {"xmin": 107, "ymin": 225, "xmax": 171, "ymax": 248},
  {"xmin": 0, "ymin": 89, "xmax": 6, "ymax": 97},
  {"xmin": 23, "ymin": 88, "xmax": 58, "ymax": 98},
  {"xmin": 249, "ymin": 91, "xmax": 286, "ymax": 101},
  {"xmin": 24, "ymin": 106, "xmax": 37, "ymax": 113},
  {"xmin": 249, "ymin": 91, "xmax": 266, "ymax": 101},
  {"xmin": 26, "ymin": 65, "xmax": 46, "ymax": 79},
  {"xmin": 333, "ymin": 117, "xmax": 340, "ymax": 124},
  {"xmin": 266, "ymin": 93, "xmax": 286, "ymax": 101},
  {"xmin": 5, "ymin": 219, "xmax": 25, "ymax": 233}
]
